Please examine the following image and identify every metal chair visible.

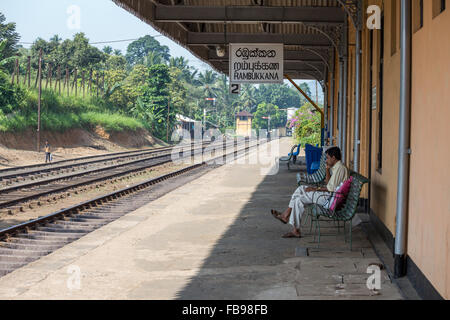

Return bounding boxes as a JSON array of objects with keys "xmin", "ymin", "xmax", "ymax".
[
  {"xmin": 279, "ymin": 144, "xmax": 301, "ymax": 169},
  {"xmin": 303, "ymin": 171, "xmax": 370, "ymax": 250}
]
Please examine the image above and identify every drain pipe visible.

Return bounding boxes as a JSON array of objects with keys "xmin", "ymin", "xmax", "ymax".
[{"xmin": 394, "ymin": 0, "xmax": 412, "ymax": 279}]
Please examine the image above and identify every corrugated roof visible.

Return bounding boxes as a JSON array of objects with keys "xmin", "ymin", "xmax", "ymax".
[{"xmin": 112, "ymin": 0, "xmax": 347, "ymax": 80}]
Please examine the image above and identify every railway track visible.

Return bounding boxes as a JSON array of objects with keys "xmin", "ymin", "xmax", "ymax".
[
  {"xmin": 0, "ymin": 140, "xmax": 230, "ymax": 212},
  {"xmin": 0, "ymin": 142, "xmax": 209, "ymax": 189},
  {"xmin": 0, "ymin": 137, "xmax": 266, "ymax": 277}
]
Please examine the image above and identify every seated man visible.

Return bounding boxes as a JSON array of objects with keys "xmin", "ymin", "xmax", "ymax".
[{"xmin": 271, "ymin": 147, "xmax": 349, "ymax": 238}]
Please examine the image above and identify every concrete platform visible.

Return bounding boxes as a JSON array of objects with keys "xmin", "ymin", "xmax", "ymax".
[{"xmin": 0, "ymin": 138, "xmax": 404, "ymax": 300}]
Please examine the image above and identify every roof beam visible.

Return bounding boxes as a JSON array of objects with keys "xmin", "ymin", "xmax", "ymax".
[
  {"xmin": 208, "ymin": 49, "xmax": 328, "ymax": 63},
  {"xmin": 187, "ymin": 32, "xmax": 331, "ymax": 47},
  {"xmin": 154, "ymin": 5, "xmax": 346, "ymax": 24}
]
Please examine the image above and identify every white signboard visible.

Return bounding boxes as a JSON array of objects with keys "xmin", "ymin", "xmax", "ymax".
[{"xmin": 229, "ymin": 43, "xmax": 284, "ymax": 84}]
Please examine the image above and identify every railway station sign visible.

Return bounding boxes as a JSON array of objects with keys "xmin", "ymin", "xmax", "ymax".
[{"xmin": 229, "ymin": 43, "xmax": 284, "ymax": 84}]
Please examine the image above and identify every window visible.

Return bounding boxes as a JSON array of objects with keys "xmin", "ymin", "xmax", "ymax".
[
  {"xmin": 391, "ymin": 0, "xmax": 397, "ymax": 55},
  {"xmin": 420, "ymin": 0, "xmax": 424, "ymax": 28},
  {"xmin": 433, "ymin": 0, "xmax": 446, "ymax": 17},
  {"xmin": 413, "ymin": 0, "xmax": 424, "ymax": 32}
]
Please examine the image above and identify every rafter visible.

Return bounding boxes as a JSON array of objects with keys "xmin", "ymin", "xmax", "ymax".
[{"xmin": 153, "ymin": 5, "xmax": 346, "ymax": 24}]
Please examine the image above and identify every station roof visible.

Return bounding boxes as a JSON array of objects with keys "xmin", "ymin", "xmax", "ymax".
[{"xmin": 112, "ymin": 0, "xmax": 354, "ymax": 81}]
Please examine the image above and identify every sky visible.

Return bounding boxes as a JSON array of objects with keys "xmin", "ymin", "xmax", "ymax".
[{"xmin": 1, "ymin": 0, "xmax": 324, "ymax": 103}]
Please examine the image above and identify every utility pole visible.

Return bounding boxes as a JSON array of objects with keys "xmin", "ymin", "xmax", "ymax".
[
  {"xmin": 316, "ymin": 80, "xmax": 319, "ymax": 105},
  {"xmin": 166, "ymin": 98, "xmax": 170, "ymax": 142},
  {"xmin": 37, "ymin": 48, "xmax": 42, "ymax": 152}
]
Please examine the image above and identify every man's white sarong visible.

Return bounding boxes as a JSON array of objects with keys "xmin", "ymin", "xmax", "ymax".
[{"xmin": 288, "ymin": 185, "xmax": 331, "ymax": 228}]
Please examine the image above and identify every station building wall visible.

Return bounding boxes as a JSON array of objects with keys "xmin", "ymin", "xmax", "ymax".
[{"xmin": 342, "ymin": 0, "xmax": 449, "ymax": 299}]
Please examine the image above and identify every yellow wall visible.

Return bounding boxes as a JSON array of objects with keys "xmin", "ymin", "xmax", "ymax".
[
  {"xmin": 236, "ymin": 118, "xmax": 252, "ymax": 137},
  {"xmin": 408, "ymin": 1, "xmax": 450, "ymax": 299},
  {"xmin": 350, "ymin": 0, "xmax": 449, "ymax": 298},
  {"xmin": 369, "ymin": 0, "xmax": 401, "ymax": 236}
]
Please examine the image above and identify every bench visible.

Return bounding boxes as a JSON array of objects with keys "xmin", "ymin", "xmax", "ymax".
[
  {"xmin": 302, "ymin": 171, "xmax": 369, "ymax": 250},
  {"xmin": 279, "ymin": 144, "xmax": 301, "ymax": 170},
  {"xmin": 296, "ymin": 152, "xmax": 327, "ymax": 187}
]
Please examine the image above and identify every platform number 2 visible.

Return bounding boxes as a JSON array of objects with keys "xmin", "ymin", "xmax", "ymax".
[{"xmin": 230, "ymin": 83, "xmax": 240, "ymax": 95}]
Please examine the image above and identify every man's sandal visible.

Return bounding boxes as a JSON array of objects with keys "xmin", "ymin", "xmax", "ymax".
[
  {"xmin": 271, "ymin": 210, "xmax": 287, "ymax": 225},
  {"xmin": 282, "ymin": 232, "xmax": 302, "ymax": 239}
]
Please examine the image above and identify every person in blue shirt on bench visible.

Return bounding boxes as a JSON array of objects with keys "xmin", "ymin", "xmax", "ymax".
[{"xmin": 271, "ymin": 147, "xmax": 349, "ymax": 238}]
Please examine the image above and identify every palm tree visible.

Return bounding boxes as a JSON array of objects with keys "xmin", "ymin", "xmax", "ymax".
[
  {"xmin": 169, "ymin": 56, "xmax": 195, "ymax": 83},
  {"xmin": 239, "ymin": 84, "xmax": 258, "ymax": 112},
  {"xmin": 144, "ymin": 51, "xmax": 164, "ymax": 66},
  {"xmin": 197, "ymin": 70, "xmax": 219, "ymax": 98}
]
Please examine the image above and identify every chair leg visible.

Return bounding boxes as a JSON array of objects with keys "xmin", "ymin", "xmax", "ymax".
[
  {"xmin": 317, "ymin": 218, "xmax": 321, "ymax": 248},
  {"xmin": 301, "ymin": 211, "xmax": 309, "ymax": 227},
  {"xmin": 313, "ymin": 218, "xmax": 317, "ymax": 242},
  {"xmin": 349, "ymin": 221, "xmax": 352, "ymax": 251},
  {"xmin": 344, "ymin": 221, "xmax": 347, "ymax": 242}
]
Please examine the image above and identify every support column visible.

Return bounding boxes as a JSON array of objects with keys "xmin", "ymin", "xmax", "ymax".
[
  {"xmin": 342, "ymin": 55, "xmax": 348, "ymax": 164},
  {"xmin": 330, "ymin": 50, "xmax": 335, "ymax": 146},
  {"xmin": 353, "ymin": 28, "xmax": 362, "ymax": 172},
  {"xmin": 338, "ymin": 59, "xmax": 344, "ymax": 149},
  {"xmin": 323, "ymin": 69, "xmax": 329, "ymax": 145},
  {"xmin": 394, "ymin": 0, "xmax": 412, "ymax": 279}
]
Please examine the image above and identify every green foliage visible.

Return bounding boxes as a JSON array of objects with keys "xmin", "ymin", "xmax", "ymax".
[
  {"xmin": 137, "ymin": 64, "xmax": 175, "ymax": 140},
  {"xmin": 0, "ymin": 13, "xmax": 321, "ymax": 141},
  {"xmin": 0, "ymin": 69, "xmax": 23, "ymax": 111},
  {"xmin": 290, "ymin": 103, "xmax": 321, "ymax": 146},
  {"xmin": 80, "ymin": 112, "xmax": 144, "ymax": 132},
  {"xmin": 252, "ymin": 102, "xmax": 283, "ymax": 130},
  {"xmin": 0, "ymin": 12, "xmax": 20, "ymax": 72},
  {"xmin": 125, "ymin": 35, "xmax": 170, "ymax": 67},
  {"xmin": 31, "ymin": 33, "xmax": 106, "ymax": 70}
]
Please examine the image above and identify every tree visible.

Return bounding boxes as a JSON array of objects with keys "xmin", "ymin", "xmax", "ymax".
[
  {"xmin": 103, "ymin": 46, "xmax": 113, "ymax": 55},
  {"xmin": 291, "ymin": 103, "xmax": 321, "ymax": 146},
  {"xmin": 239, "ymin": 84, "xmax": 258, "ymax": 112},
  {"xmin": 0, "ymin": 40, "xmax": 17, "ymax": 71},
  {"xmin": 31, "ymin": 33, "xmax": 106, "ymax": 70},
  {"xmin": 0, "ymin": 12, "xmax": 20, "ymax": 72},
  {"xmin": 123, "ymin": 64, "xmax": 149, "ymax": 110},
  {"xmin": 0, "ymin": 40, "xmax": 23, "ymax": 113},
  {"xmin": 138, "ymin": 64, "xmax": 174, "ymax": 140},
  {"xmin": 168, "ymin": 67, "xmax": 187, "ymax": 117},
  {"xmin": 144, "ymin": 51, "xmax": 164, "ymax": 67},
  {"xmin": 105, "ymin": 54, "xmax": 127, "ymax": 70},
  {"xmin": 252, "ymin": 102, "xmax": 284, "ymax": 130},
  {"xmin": 125, "ymin": 35, "xmax": 170, "ymax": 67}
]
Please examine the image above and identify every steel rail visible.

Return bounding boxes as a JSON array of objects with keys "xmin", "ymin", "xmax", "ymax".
[{"xmin": 0, "ymin": 138, "xmax": 264, "ymax": 240}]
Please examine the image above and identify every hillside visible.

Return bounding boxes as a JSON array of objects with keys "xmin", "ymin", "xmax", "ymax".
[{"xmin": 0, "ymin": 126, "xmax": 167, "ymax": 168}]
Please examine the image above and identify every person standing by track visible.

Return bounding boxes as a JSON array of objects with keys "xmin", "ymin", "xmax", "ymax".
[{"xmin": 44, "ymin": 140, "xmax": 52, "ymax": 163}]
